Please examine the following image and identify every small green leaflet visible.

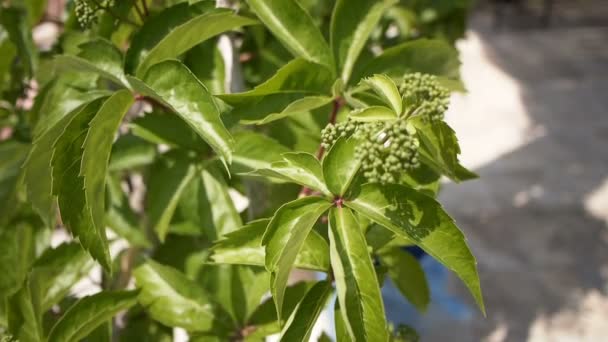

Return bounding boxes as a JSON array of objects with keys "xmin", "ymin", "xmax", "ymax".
[
  {"xmin": 361, "ymin": 74, "xmax": 402, "ymax": 115},
  {"xmin": 263, "ymin": 197, "xmax": 332, "ymax": 323},
  {"xmin": 280, "ymin": 280, "xmax": 333, "ymax": 341},
  {"xmin": 245, "ymin": 0, "xmax": 333, "ymax": 70},
  {"xmin": 378, "ymin": 247, "xmax": 430, "ymax": 312},
  {"xmin": 323, "ymin": 137, "xmax": 361, "ymax": 196},
  {"xmin": 47, "ymin": 290, "xmax": 139, "ymax": 342},
  {"xmin": 132, "ymin": 60, "xmax": 234, "ymax": 166},
  {"xmin": 345, "ymin": 183, "xmax": 485, "ymax": 314},
  {"xmin": 329, "ymin": 206, "xmax": 389, "ymax": 341}
]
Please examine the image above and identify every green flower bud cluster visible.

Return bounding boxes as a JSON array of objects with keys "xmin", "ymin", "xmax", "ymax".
[
  {"xmin": 354, "ymin": 120, "xmax": 419, "ymax": 184},
  {"xmin": 400, "ymin": 73, "xmax": 449, "ymax": 122},
  {"xmin": 320, "ymin": 119, "xmax": 358, "ymax": 150},
  {"xmin": 75, "ymin": 0, "xmax": 114, "ymax": 28}
]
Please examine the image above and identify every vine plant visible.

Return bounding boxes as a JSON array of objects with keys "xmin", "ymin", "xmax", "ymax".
[{"xmin": 0, "ymin": 0, "xmax": 482, "ymax": 341}]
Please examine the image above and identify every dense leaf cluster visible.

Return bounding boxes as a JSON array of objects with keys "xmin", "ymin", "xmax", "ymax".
[{"xmin": 0, "ymin": 0, "xmax": 481, "ymax": 341}]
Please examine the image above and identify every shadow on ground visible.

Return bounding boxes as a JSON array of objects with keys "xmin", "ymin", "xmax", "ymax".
[{"xmin": 426, "ymin": 5, "xmax": 608, "ymax": 341}]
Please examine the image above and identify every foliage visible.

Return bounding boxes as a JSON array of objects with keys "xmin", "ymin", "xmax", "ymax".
[{"xmin": 0, "ymin": 0, "xmax": 480, "ymax": 341}]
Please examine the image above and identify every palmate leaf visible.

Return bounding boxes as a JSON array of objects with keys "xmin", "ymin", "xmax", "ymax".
[
  {"xmin": 147, "ymin": 151, "xmax": 197, "ymax": 242},
  {"xmin": 219, "ymin": 58, "xmax": 334, "ymax": 124},
  {"xmin": 245, "ymin": 0, "xmax": 333, "ymax": 70},
  {"xmin": 329, "ymin": 206, "xmax": 389, "ymax": 341},
  {"xmin": 210, "ymin": 219, "xmax": 330, "ymax": 271},
  {"xmin": 7, "ymin": 278, "xmax": 43, "ymax": 342},
  {"xmin": 51, "ymin": 99, "xmax": 112, "ymax": 270},
  {"xmin": 30, "ymin": 243, "xmax": 94, "ymax": 311},
  {"xmin": 54, "ymin": 39, "xmax": 129, "ymax": 88},
  {"xmin": 199, "ymin": 166, "xmax": 242, "ymax": 239},
  {"xmin": 0, "ymin": 6, "xmax": 37, "ymax": 77},
  {"xmin": 331, "ymin": 0, "xmax": 397, "ymax": 83},
  {"xmin": 47, "ymin": 290, "xmax": 139, "ymax": 342},
  {"xmin": 412, "ymin": 117, "xmax": 477, "ymax": 182},
  {"xmin": 135, "ymin": 9, "xmax": 257, "ymax": 77},
  {"xmin": 246, "ymin": 152, "xmax": 330, "ymax": 196},
  {"xmin": 280, "ymin": 280, "xmax": 333, "ymax": 341},
  {"xmin": 345, "ymin": 183, "xmax": 485, "ymax": 314},
  {"xmin": 232, "ymin": 131, "xmax": 290, "ymax": 173},
  {"xmin": 323, "ymin": 137, "xmax": 361, "ymax": 196},
  {"xmin": 378, "ymin": 247, "xmax": 430, "ymax": 312},
  {"xmin": 129, "ymin": 60, "xmax": 234, "ymax": 165},
  {"xmin": 351, "ymin": 39, "xmax": 461, "ymax": 85},
  {"xmin": 263, "ymin": 197, "xmax": 332, "ymax": 322},
  {"xmin": 133, "ymin": 260, "xmax": 234, "ymax": 334}
]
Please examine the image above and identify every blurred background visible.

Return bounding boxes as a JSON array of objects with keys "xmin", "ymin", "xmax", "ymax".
[
  {"xmin": 18, "ymin": 0, "xmax": 608, "ymax": 341},
  {"xmin": 399, "ymin": 0, "xmax": 608, "ymax": 341}
]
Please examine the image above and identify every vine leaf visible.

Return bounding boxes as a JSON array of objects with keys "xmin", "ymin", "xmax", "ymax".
[
  {"xmin": 51, "ymin": 99, "xmax": 112, "ymax": 271},
  {"xmin": 232, "ymin": 131, "xmax": 290, "ymax": 173},
  {"xmin": 246, "ymin": 152, "xmax": 330, "ymax": 196},
  {"xmin": 54, "ymin": 39, "xmax": 129, "ymax": 88},
  {"xmin": 47, "ymin": 290, "xmax": 139, "ymax": 342},
  {"xmin": 7, "ymin": 278, "xmax": 44, "ymax": 342},
  {"xmin": 329, "ymin": 206, "xmax": 389, "ymax": 341},
  {"xmin": 323, "ymin": 137, "xmax": 361, "ymax": 196},
  {"xmin": 81, "ymin": 89, "xmax": 134, "ymax": 249},
  {"xmin": 210, "ymin": 219, "xmax": 330, "ymax": 271},
  {"xmin": 130, "ymin": 60, "xmax": 234, "ymax": 166},
  {"xmin": 262, "ymin": 197, "xmax": 332, "ymax": 323},
  {"xmin": 199, "ymin": 166, "xmax": 243, "ymax": 240},
  {"xmin": 362, "ymin": 74, "xmax": 402, "ymax": 115},
  {"xmin": 378, "ymin": 247, "xmax": 430, "ymax": 312},
  {"xmin": 136, "ymin": 10, "xmax": 257, "ymax": 77},
  {"xmin": 351, "ymin": 39, "xmax": 462, "ymax": 85},
  {"xmin": 219, "ymin": 58, "xmax": 334, "ymax": 124},
  {"xmin": 280, "ymin": 280, "xmax": 333, "ymax": 341},
  {"xmin": 345, "ymin": 183, "xmax": 485, "ymax": 314},
  {"xmin": 133, "ymin": 260, "xmax": 234, "ymax": 334},
  {"xmin": 245, "ymin": 0, "xmax": 333, "ymax": 70},
  {"xmin": 146, "ymin": 151, "xmax": 197, "ymax": 242},
  {"xmin": 331, "ymin": 0, "xmax": 397, "ymax": 83},
  {"xmin": 411, "ymin": 117, "xmax": 478, "ymax": 182}
]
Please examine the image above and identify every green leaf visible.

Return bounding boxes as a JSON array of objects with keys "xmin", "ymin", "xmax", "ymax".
[
  {"xmin": 224, "ymin": 94, "xmax": 333, "ymax": 125},
  {"xmin": 0, "ymin": 6, "xmax": 37, "ymax": 77},
  {"xmin": 7, "ymin": 279, "xmax": 43, "ymax": 342},
  {"xmin": 220, "ymin": 58, "xmax": 334, "ymax": 96},
  {"xmin": 351, "ymin": 39, "xmax": 461, "ymax": 85},
  {"xmin": 328, "ymin": 206, "xmax": 389, "ymax": 341},
  {"xmin": 185, "ymin": 40, "xmax": 226, "ymax": 95},
  {"xmin": 81, "ymin": 89, "xmax": 134, "ymax": 246},
  {"xmin": 147, "ymin": 152, "xmax": 197, "ymax": 242},
  {"xmin": 323, "ymin": 137, "xmax": 361, "ymax": 196},
  {"xmin": 0, "ymin": 222, "xmax": 35, "ymax": 297},
  {"xmin": 108, "ymin": 134, "xmax": 157, "ymax": 171},
  {"xmin": 232, "ymin": 131, "xmax": 290, "ymax": 173},
  {"xmin": 132, "ymin": 60, "xmax": 234, "ymax": 165},
  {"xmin": 129, "ymin": 112, "xmax": 207, "ymax": 152},
  {"xmin": 378, "ymin": 247, "xmax": 430, "ymax": 312},
  {"xmin": 345, "ymin": 183, "xmax": 484, "ymax": 313},
  {"xmin": 246, "ymin": 152, "xmax": 330, "ymax": 195},
  {"xmin": 136, "ymin": 10, "xmax": 257, "ymax": 77},
  {"xmin": 280, "ymin": 280, "xmax": 332, "ymax": 341},
  {"xmin": 349, "ymin": 106, "xmax": 398, "ymax": 122},
  {"xmin": 411, "ymin": 118, "xmax": 477, "ymax": 182},
  {"xmin": 47, "ymin": 290, "xmax": 139, "ymax": 342},
  {"xmin": 51, "ymin": 99, "xmax": 112, "ymax": 271},
  {"xmin": 199, "ymin": 166, "xmax": 243, "ymax": 239},
  {"xmin": 330, "ymin": 0, "xmax": 396, "ymax": 83},
  {"xmin": 0, "ymin": 141, "xmax": 29, "ymax": 226},
  {"xmin": 124, "ymin": 2, "xmax": 210, "ymax": 74},
  {"xmin": 362, "ymin": 74, "xmax": 402, "ymax": 114},
  {"xmin": 30, "ymin": 243, "xmax": 94, "ymax": 311},
  {"xmin": 54, "ymin": 39, "xmax": 128, "ymax": 87},
  {"xmin": 263, "ymin": 197, "xmax": 332, "ymax": 321},
  {"xmin": 245, "ymin": 0, "xmax": 333, "ymax": 70},
  {"xmin": 105, "ymin": 176, "xmax": 152, "ymax": 248},
  {"xmin": 133, "ymin": 260, "xmax": 233, "ymax": 334},
  {"xmin": 210, "ymin": 219, "xmax": 330, "ymax": 271},
  {"xmin": 334, "ymin": 301, "xmax": 350, "ymax": 342}
]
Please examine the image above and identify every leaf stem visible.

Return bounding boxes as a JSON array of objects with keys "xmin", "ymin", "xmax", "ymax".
[{"xmin": 140, "ymin": 0, "xmax": 149, "ymax": 17}]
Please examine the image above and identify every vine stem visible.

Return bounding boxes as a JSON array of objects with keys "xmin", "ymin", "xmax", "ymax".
[{"xmin": 299, "ymin": 97, "xmax": 344, "ymax": 197}]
